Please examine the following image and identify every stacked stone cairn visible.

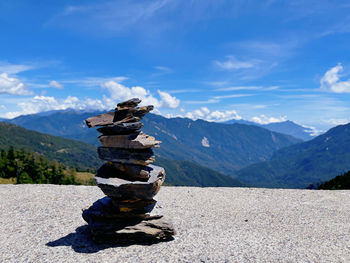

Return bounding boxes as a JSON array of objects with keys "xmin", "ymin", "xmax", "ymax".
[{"xmin": 82, "ymin": 98, "xmax": 175, "ymax": 244}]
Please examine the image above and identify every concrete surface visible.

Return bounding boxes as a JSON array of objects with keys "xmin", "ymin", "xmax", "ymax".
[{"xmin": 0, "ymin": 185, "xmax": 349, "ymax": 262}]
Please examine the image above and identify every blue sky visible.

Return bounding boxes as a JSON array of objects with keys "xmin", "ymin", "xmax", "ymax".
[{"xmin": 1, "ymin": 0, "xmax": 350, "ymax": 133}]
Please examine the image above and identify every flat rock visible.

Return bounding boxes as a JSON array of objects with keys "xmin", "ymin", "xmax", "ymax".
[
  {"xmin": 90, "ymin": 216, "xmax": 175, "ymax": 244},
  {"xmin": 97, "ymin": 122, "xmax": 143, "ymax": 135},
  {"xmin": 116, "ymin": 98, "xmax": 141, "ymax": 110},
  {"xmin": 85, "ymin": 111, "xmax": 115, "ymax": 128},
  {"xmin": 82, "ymin": 199, "xmax": 160, "ymax": 241},
  {"xmin": 95, "ymin": 164, "xmax": 165, "ymax": 200},
  {"xmin": 98, "ymin": 132, "xmax": 161, "ymax": 149},
  {"xmin": 85, "ymin": 112, "xmax": 141, "ymax": 128},
  {"xmin": 133, "ymin": 106, "xmax": 154, "ymax": 118},
  {"xmin": 97, "ymin": 162, "xmax": 152, "ymax": 181},
  {"xmin": 113, "ymin": 105, "xmax": 153, "ymax": 121},
  {"xmin": 111, "ymin": 198, "xmax": 157, "ymax": 214},
  {"xmin": 98, "ymin": 147, "xmax": 155, "ymax": 165},
  {"xmin": 113, "ymin": 106, "xmax": 153, "ymax": 122},
  {"xmin": 82, "ymin": 197, "xmax": 157, "ymax": 220}
]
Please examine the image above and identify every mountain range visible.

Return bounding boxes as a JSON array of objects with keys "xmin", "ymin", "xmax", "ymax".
[
  {"xmin": 6, "ymin": 110, "xmax": 301, "ymax": 175},
  {"xmin": 236, "ymin": 123, "xmax": 350, "ymax": 188},
  {"xmin": 3, "ymin": 109, "xmax": 349, "ymax": 189},
  {"xmin": 224, "ymin": 119, "xmax": 316, "ymax": 141}
]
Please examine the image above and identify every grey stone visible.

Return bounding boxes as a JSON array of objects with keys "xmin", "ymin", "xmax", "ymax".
[
  {"xmin": 116, "ymin": 98, "xmax": 142, "ymax": 110},
  {"xmin": 85, "ymin": 112, "xmax": 141, "ymax": 128},
  {"xmin": 97, "ymin": 163, "xmax": 152, "ymax": 181},
  {"xmin": 90, "ymin": 216, "xmax": 175, "ymax": 244},
  {"xmin": 113, "ymin": 106, "xmax": 153, "ymax": 122},
  {"xmin": 133, "ymin": 105, "xmax": 154, "ymax": 118},
  {"xmin": 98, "ymin": 147, "xmax": 155, "ymax": 165},
  {"xmin": 83, "ymin": 199, "xmax": 158, "ymax": 233},
  {"xmin": 82, "ymin": 197, "xmax": 156, "ymax": 220},
  {"xmin": 97, "ymin": 122, "xmax": 143, "ymax": 135},
  {"xmin": 95, "ymin": 165, "xmax": 165, "ymax": 200},
  {"xmin": 85, "ymin": 111, "xmax": 115, "ymax": 128},
  {"xmin": 98, "ymin": 132, "xmax": 161, "ymax": 149},
  {"xmin": 111, "ymin": 198, "xmax": 157, "ymax": 214}
]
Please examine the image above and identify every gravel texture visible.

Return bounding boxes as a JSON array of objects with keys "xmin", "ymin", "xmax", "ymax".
[{"xmin": 0, "ymin": 184, "xmax": 349, "ymax": 263}]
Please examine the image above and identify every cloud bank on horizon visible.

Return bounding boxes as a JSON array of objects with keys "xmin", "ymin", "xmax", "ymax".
[{"xmin": 1, "ymin": 0, "xmax": 350, "ymax": 131}]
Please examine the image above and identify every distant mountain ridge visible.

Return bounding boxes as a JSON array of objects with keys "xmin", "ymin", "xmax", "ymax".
[
  {"xmin": 6, "ymin": 110, "xmax": 302, "ymax": 175},
  {"xmin": 236, "ymin": 123, "xmax": 350, "ymax": 188},
  {"xmin": 224, "ymin": 119, "xmax": 316, "ymax": 141},
  {"xmin": 8, "ymin": 110, "xmax": 98, "ymax": 145},
  {"xmin": 142, "ymin": 114, "xmax": 301, "ymax": 174}
]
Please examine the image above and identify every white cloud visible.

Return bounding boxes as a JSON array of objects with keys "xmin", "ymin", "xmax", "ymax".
[
  {"xmin": 50, "ymin": 1, "xmax": 250, "ymax": 37},
  {"xmin": 2, "ymin": 95, "xmax": 108, "ymax": 119},
  {"xmin": 321, "ymin": 118, "xmax": 350, "ymax": 126},
  {"xmin": 301, "ymin": 124, "xmax": 325, "ymax": 137},
  {"xmin": 320, "ymin": 63, "xmax": 350, "ymax": 93},
  {"xmin": 251, "ymin": 114, "xmax": 287, "ymax": 124},
  {"xmin": 1, "ymin": 80, "xmax": 181, "ymax": 119},
  {"xmin": 154, "ymin": 66, "xmax": 172, "ymax": 74},
  {"xmin": 0, "ymin": 73, "xmax": 33, "ymax": 96},
  {"xmin": 49, "ymin": 80, "xmax": 63, "ymax": 89},
  {"xmin": 102, "ymin": 81, "xmax": 160, "ymax": 107},
  {"xmin": 213, "ymin": 94, "xmax": 253, "ymax": 99},
  {"xmin": 167, "ymin": 89, "xmax": 202, "ymax": 94},
  {"xmin": 0, "ymin": 62, "xmax": 35, "ymax": 74},
  {"xmin": 205, "ymin": 81, "xmax": 229, "ymax": 87},
  {"xmin": 158, "ymin": 90, "xmax": 180, "ymax": 108},
  {"xmin": 214, "ymin": 56, "xmax": 259, "ymax": 70},
  {"xmin": 217, "ymin": 86, "xmax": 262, "ymax": 91},
  {"xmin": 185, "ymin": 107, "xmax": 242, "ymax": 122},
  {"xmin": 101, "ymin": 81, "xmax": 180, "ymax": 109},
  {"xmin": 216, "ymin": 86, "xmax": 280, "ymax": 91},
  {"xmin": 63, "ymin": 76, "xmax": 128, "ymax": 87},
  {"xmin": 184, "ymin": 99, "xmax": 219, "ymax": 105}
]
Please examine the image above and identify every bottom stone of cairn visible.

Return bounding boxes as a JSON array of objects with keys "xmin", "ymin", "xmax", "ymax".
[{"xmin": 82, "ymin": 197, "xmax": 175, "ymax": 244}]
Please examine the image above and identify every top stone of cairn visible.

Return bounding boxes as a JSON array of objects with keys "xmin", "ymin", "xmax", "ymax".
[
  {"xmin": 85, "ymin": 98, "xmax": 153, "ymax": 129},
  {"xmin": 116, "ymin": 98, "xmax": 141, "ymax": 110}
]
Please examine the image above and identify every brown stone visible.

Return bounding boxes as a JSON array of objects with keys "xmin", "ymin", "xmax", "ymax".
[
  {"xmin": 134, "ymin": 105, "xmax": 154, "ymax": 118},
  {"xmin": 116, "ymin": 98, "xmax": 141, "ymax": 110},
  {"xmin": 97, "ymin": 162, "xmax": 152, "ymax": 181},
  {"xmin": 82, "ymin": 197, "xmax": 157, "ymax": 220},
  {"xmin": 95, "ymin": 164, "xmax": 165, "ymax": 200},
  {"xmin": 85, "ymin": 111, "xmax": 115, "ymax": 128},
  {"xmin": 113, "ymin": 105, "xmax": 153, "ymax": 122},
  {"xmin": 111, "ymin": 199, "xmax": 157, "ymax": 213},
  {"xmin": 98, "ymin": 132, "xmax": 161, "ymax": 149},
  {"xmin": 97, "ymin": 122, "xmax": 143, "ymax": 135},
  {"xmin": 97, "ymin": 147, "xmax": 155, "ymax": 165},
  {"xmin": 91, "ymin": 216, "xmax": 175, "ymax": 244},
  {"xmin": 86, "ymin": 106, "xmax": 152, "ymax": 128},
  {"xmin": 85, "ymin": 112, "xmax": 140, "ymax": 128},
  {"xmin": 82, "ymin": 196, "xmax": 175, "ymax": 244},
  {"xmin": 114, "ymin": 163, "xmax": 152, "ymax": 180}
]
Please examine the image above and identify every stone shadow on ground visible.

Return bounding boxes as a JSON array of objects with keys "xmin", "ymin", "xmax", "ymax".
[{"xmin": 46, "ymin": 225, "xmax": 175, "ymax": 254}]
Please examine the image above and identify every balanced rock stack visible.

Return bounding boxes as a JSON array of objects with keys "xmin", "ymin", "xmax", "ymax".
[{"xmin": 82, "ymin": 98, "xmax": 175, "ymax": 244}]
